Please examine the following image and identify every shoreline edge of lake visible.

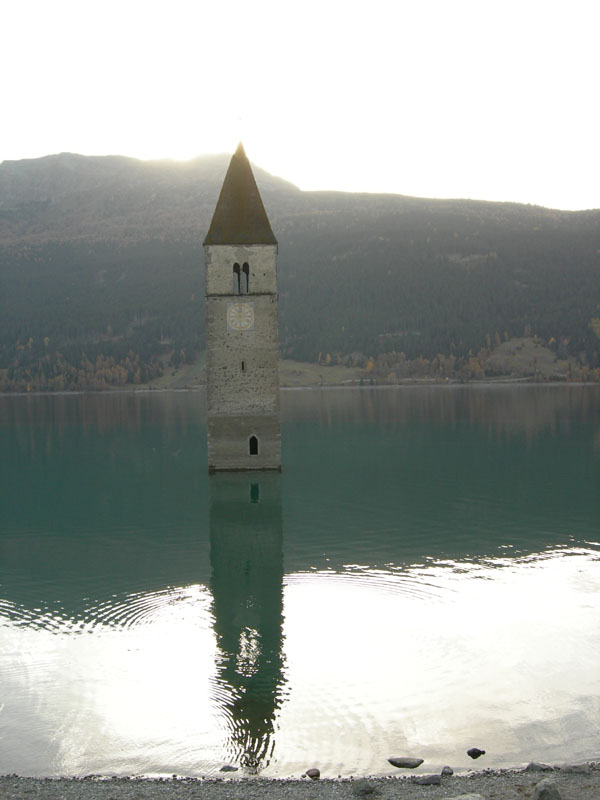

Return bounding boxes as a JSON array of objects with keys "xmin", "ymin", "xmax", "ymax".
[{"xmin": 1, "ymin": 762, "xmax": 599, "ymax": 800}]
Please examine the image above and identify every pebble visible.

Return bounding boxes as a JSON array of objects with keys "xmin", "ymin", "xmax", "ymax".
[
  {"xmin": 305, "ymin": 768, "xmax": 320, "ymax": 780},
  {"xmin": 441, "ymin": 766, "xmax": 454, "ymax": 776},
  {"xmin": 414, "ymin": 774, "xmax": 441, "ymax": 785},
  {"xmin": 467, "ymin": 748, "xmax": 486, "ymax": 759},
  {"xmin": 534, "ymin": 777, "xmax": 562, "ymax": 800},
  {"xmin": 218, "ymin": 765, "xmax": 238, "ymax": 772},
  {"xmin": 446, "ymin": 795, "xmax": 484, "ymax": 800},
  {"xmin": 387, "ymin": 757, "xmax": 424, "ymax": 769},
  {"xmin": 352, "ymin": 778, "xmax": 377, "ymax": 795},
  {"xmin": 525, "ymin": 762, "xmax": 554, "ymax": 772},
  {"xmin": 559, "ymin": 763, "xmax": 590, "ymax": 774}
]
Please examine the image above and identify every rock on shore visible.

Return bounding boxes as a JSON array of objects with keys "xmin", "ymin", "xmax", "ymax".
[{"xmin": 387, "ymin": 757, "xmax": 424, "ymax": 769}]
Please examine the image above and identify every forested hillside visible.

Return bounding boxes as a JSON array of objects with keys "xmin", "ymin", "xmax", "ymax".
[{"xmin": 0, "ymin": 152, "xmax": 598, "ymax": 390}]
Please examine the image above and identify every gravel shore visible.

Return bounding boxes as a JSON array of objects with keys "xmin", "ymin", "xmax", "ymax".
[{"xmin": 1, "ymin": 764, "xmax": 599, "ymax": 800}]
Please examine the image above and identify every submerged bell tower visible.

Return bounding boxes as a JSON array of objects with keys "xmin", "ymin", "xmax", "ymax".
[{"xmin": 203, "ymin": 143, "xmax": 281, "ymax": 472}]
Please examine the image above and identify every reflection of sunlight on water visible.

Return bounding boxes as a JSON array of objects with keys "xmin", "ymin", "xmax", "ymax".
[
  {"xmin": 0, "ymin": 585, "xmax": 229, "ymax": 777},
  {"xmin": 286, "ymin": 566, "xmax": 450, "ymax": 602},
  {"xmin": 1, "ymin": 549, "xmax": 600, "ymax": 777},
  {"xmin": 236, "ymin": 627, "xmax": 262, "ymax": 677},
  {"xmin": 273, "ymin": 548, "xmax": 600, "ymax": 777}
]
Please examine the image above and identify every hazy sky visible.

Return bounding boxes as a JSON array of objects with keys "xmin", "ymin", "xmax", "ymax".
[{"xmin": 2, "ymin": 0, "xmax": 598, "ymax": 209}]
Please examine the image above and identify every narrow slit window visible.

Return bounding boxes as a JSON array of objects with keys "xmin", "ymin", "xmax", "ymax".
[
  {"xmin": 233, "ymin": 263, "xmax": 241, "ymax": 294},
  {"xmin": 241, "ymin": 360, "xmax": 245, "ymax": 372},
  {"xmin": 241, "ymin": 262, "xmax": 250, "ymax": 294},
  {"xmin": 249, "ymin": 435, "xmax": 259, "ymax": 456}
]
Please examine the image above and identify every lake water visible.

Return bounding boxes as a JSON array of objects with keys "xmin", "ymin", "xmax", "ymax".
[{"xmin": 0, "ymin": 386, "xmax": 599, "ymax": 778}]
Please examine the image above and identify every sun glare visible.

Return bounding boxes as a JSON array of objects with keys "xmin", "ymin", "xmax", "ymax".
[{"xmin": 1, "ymin": 0, "xmax": 599, "ymax": 208}]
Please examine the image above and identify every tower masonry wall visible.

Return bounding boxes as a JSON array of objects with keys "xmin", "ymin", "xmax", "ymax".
[
  {"xmin": 205, "ymin": 294, "xmax": 280, "ymax": 417},
  {"xmin": 205, "ymin": 244, "xmax": 278, "ymax": 295},
  {"xmin": 208, "ymin": 415, "xmax": 281, "ymax": 472},
  {"xmin": 204, "ymin": 240, "xmax": 281, "ymax": 470}
]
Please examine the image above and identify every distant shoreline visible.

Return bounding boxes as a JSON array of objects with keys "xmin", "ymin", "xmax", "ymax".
[{"xmin": 1, "ymin": 379, "xmax": 598, "ymax": 399}]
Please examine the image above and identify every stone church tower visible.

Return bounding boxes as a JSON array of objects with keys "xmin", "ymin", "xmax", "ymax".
[{"xmin": 204, "ymin": 143, "xmax": 281, "ymax": 471}]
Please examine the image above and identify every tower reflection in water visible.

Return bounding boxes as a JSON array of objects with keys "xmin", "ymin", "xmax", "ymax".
[{"xmin": 209, "ymin": 472, "xmax": 286, "ymax": 774}]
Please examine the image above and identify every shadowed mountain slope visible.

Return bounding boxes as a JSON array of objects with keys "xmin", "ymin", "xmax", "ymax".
[{"xmin": 1, "ymin": 152, "xmax": 598, "ymax": 389}]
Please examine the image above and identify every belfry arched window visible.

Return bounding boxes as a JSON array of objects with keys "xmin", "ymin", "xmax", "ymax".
[
  {"xmin": 249, "ymin": 435, "xmax": 259, "ymax": 456},
  {"xmin": 233, "ymin": 263, "xmax": 241, "ymax": 294},
  {"xmin": 241, "ymin": 262, "xmax": 250, "ymax": 294}
]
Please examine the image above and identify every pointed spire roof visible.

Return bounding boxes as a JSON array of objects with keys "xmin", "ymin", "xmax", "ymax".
[{"xmin": 204, "ymin": 143, "xmax": 277, "ymax": 245}]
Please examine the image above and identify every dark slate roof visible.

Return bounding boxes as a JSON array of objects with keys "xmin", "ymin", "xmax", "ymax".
[{"xmin": 203, "ymin": 143, "xmax": 277, "ymax": 245}]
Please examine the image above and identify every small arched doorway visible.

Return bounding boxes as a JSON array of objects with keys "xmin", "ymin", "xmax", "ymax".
[{"xmin": 249, "ymin": 435, "xmax": 259, "ymax": 456}]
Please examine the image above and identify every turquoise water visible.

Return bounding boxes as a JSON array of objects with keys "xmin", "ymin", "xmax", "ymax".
[{"xmin": 0, "ymin": 386, "xmax": 599, "ymax": 777}]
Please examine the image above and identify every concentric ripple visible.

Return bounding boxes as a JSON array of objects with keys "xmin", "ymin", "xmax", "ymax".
[
  {"xmin": 87, "ymin": 587, "xmax": 186, "ymax": 630},
  {"xmin": 285, "ymin": 565, "xmax": 450, "ymax": 602}
]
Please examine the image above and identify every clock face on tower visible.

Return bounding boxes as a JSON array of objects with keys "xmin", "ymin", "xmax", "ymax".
[{"xmin": 226, "ymin": 302, "xmax": 255, "ymax": 331}]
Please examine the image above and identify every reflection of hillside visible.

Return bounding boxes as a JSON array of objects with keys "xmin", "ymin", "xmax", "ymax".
[
  {"xmin": 281, "ymin": 386, "xmax": 600, "ymax": 573},
  {"xmin": 209, "ymin": 473, "xmax": 285, "ymax": 773},
  {"xmin": 0, "ymin": 394, "xmax": 210, "ymax": 613},
  {"xmin": 282, "ymin": 384, "xmax": 600, "ymax": 438},
  {"xmin": 0, "ymin": 389, "xmax": 597, "ymax": 619},
  {"xmin": 0, "ymin": 391, "xmax": 207, "ymax": 435}
]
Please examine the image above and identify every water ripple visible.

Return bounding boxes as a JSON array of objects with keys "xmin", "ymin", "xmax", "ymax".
[
  {"xmin": 0, "ymin": 598, "xmax": 73, "ymax": 634},
  {"xmin": 0, "ymin": 585, "xmax": 210, "ymax": 637},
  {"xmin": 285, "ymin": 567, "xmax": 449, "ymax": 603},
  {"xmin": 88, "ymin": 589, "xmax": 176, "ymax": 630}
]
